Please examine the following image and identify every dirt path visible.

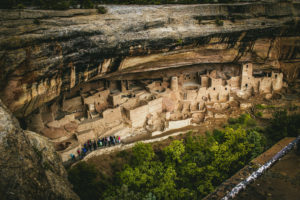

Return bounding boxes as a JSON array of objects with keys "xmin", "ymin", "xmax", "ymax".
[
  {"xmin": 82, "ymin": 118, "xmax": 228, "ymax": 160},
  {"xmin": 122, "ymin": 119, "xmax": 227, "ymax": 144},
  {"xmin": 67, "ymin": 117, "xmax": 227, "ymax": 171}
]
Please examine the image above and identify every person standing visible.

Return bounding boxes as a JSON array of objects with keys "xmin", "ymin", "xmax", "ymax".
[
  {"xmin": 93, "ymin": 140, "xmax": 97, "ymax": 150},
  {"xmin": 97, "ymin": 138, "xmax": 101, "ymax": 147},
  {"xmin": 110, "ymin": 136, "xmax": 114, "ymax": 145},
  {"xmin": 113, "ymin": 136, "xmax": 116, "ymax": 145},
  {"xmin": 77, "ymin": 149, "xmax": 81, "ymax": 157},
  {"xmin": 107, "ymin": 136, "xmax": 110, "ymax": 146},
  {"xmin": 104, "ymin": 137, "xmax": 107, "ymax": 146},
  {"xmin": 88, "ymin": 140, "xmax": 92, "ymax": 151},
  {"xmin": 82, "ymin": 147, "xmax": 87, "ymax": 156}
]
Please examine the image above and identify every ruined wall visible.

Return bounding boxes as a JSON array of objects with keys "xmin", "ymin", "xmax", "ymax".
[
  {"xmin": 1, "ymin": 3, "xmax": 299, "ymax": 198},
  {"xmin": 129, "ymin": 104, "xmax": 149, "ymax": 128},
  {"xmin": 77, "ymin": 130, "xmax": 96, "ymax": 144},
  {"xmin": 148, "ymin": 98, "xmax": 163, "ymax": 114},
  {"xmin": 102, "ymin": 107, "xmax": 123, "ymax": 123}
]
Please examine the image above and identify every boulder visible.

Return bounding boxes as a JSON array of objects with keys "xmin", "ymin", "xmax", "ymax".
[{"xmin": 0, "ymin": 100, "xmax": 79, "ymax": 200}]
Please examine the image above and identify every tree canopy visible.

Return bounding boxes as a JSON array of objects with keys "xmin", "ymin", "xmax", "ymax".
[{"xmin": 69, "ymin": 114, "xmax": 269, "ymax": 200}]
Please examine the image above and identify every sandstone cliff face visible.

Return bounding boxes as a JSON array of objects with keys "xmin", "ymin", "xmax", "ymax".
[
  {"xmin": 0, "ymin": 3, "xmax": 299, "ymax": 117},
  {"xmin": 0, "ymin": 99, "xmax": 79, "ymax": 200}
]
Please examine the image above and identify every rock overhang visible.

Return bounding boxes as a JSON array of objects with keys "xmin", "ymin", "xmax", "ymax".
[{"xmin": 0, "ymin": 2, "xmax": 299, "ymax": 117}]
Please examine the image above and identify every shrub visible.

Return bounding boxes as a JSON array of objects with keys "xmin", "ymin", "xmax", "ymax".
[
  {"xmin": 38, "ymin": 0, "xmax": 70, "ymax": 10},
  {"xmin": 228, "ymin": 117, "xmax": 238, "ymax": 124},
  {"xmin": 177, "ymin": 39, "xmax": 183, "ymax": 45},
  {"xmin": 255, "ymin": 111, "xmax": 263, "ymax": 117},
  {"xmin": 215, "ymin": 18, "xmax": 224, "ymax": 26},
  {"xmin": 256, "ymin": 104, "xmax": 266, "ymax": 110},
  {"xmin": 52, "ymin": 1, "xmax": 70, "ymax": 10},
  {"xmin": 82, "ymin": 0, "xmax": 94, "ymax": 9},
  {"xmin": 213, "ymin": 129, "xmax": 225, "ymax": 143},
  {"xmin": 16, "ymin": 3, "xmax": 25, "ymax": 9},
  {"xmin": 266, "ymin": 110, "xmax": 300, "ymax": 142},
  {"xmin": 68, "ymin": 162, "xmax": 102, "ymax": 200},
  {"xmin": 132, "ymin": 142, "xmax": 155, "ymax": 166},
  {"xmin": 97, "ymin": 6, "xmax": 107, "ymax": 14},
  {"xmin": 228, "ymin": 114, "xmax": 256, "ymax": 128},
  {"xmin": 33, "ymin": 19, "xmax": 40, "ymax": 25},
  {"xmin": 117, "ymin": 150, "xmax": 129, "ymax": 158}
]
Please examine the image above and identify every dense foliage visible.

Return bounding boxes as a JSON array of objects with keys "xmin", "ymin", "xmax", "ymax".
[
  {"xmin": 69, "ymin": 114, "xmax": 267, "ymax": 200},
  {"xmin": 68, "ymin": 162, "xmax": 108, "ymax": 199},
  {"xmin": 1, "ymin": 0, "xmax": 236, "ymax": 9},
  {"xmin": 265, "ymin": 110, "xmax": 300, "ymax": 144}
]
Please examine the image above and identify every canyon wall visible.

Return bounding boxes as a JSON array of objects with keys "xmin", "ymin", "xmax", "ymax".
[
  {"xmin": 0, "ymin": 2, "xmax": 300, "ymax": 118},
  {"xmin": 0, "ymin": 99, "xmax": 79, "ymax": 199},
  {"xmin": 0, "ymin": 3, "xmax": 299, "ymax": 198}
]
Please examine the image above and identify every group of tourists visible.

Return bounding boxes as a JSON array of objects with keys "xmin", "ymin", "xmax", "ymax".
[{"xmin": 70, "ymin": 135, "xmax": 121, "ymax": 161}]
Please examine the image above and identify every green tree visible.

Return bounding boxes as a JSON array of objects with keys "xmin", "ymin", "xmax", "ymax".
[
  {"xmin": 82, "ymin": 0, "xmax": 94, "ymax": 8},
  {"xmin": 131, "ymin": 142, "xmax": 155, "ymax": 166},
  {"xmin": 153, "ymin": 166, "xmax": 178, "ymax": 199},
  {"xmin": 103, "ymin": 184, "xmax": 143, "ymax": 200},
  {"xmin": 68, "ymin": 162, "xmax": 102, "ymax": 200},
  {"xmin": 266, "ymin": 110, "xmax": 300, "ymax": 142},
  {"xmin": 163, "ymin": 140, "xmax": 185, "ymax": 164},
  {"xmin": 69, "ymin": 115, "xmax": 266, "ymax": 200}
]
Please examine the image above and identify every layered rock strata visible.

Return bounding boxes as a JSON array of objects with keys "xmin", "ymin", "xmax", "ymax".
[{"xmin": 0, "ymin": 3, "xmax": 300, "ymax": 117}]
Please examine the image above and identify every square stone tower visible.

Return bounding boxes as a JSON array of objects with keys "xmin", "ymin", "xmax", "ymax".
[
  {"xmin": 241, "ymin": 63, "xmax": 253, "ymax": 90},
  {"xmin": 171, "ymin": 76, "xmax": 179, "ymax": 91}
]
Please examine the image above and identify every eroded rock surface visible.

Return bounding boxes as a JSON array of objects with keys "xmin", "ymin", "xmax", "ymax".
[
  {"xmin": 0, "ymin": 100, "xmax": 79, "ymax": 200},
  {"xmin": 0, "ymin": 3, "xmax": 300, "ymax": 117},
  {"xmin": 0, "ymin": 3, "xmax": 299, "ymax": 196}
]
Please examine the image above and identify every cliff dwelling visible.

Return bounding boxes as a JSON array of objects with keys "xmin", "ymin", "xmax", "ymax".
[
  {"xmin": 1, "ymin": 2, "xmax": 300, "ymax": 200},
  {"xmin": 23, "ymin": 63, "xmax": 285, "ymax": 161}
]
